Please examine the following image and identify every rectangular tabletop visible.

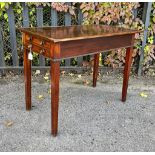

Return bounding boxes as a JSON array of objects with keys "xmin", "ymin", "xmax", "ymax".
[
  {"xmin": 19, "ymin": 25, "xmax": 141, "ymax": 43},
  {"xmin": 20, "ymin": 25, "xmax": 142, "ymax": 61}
]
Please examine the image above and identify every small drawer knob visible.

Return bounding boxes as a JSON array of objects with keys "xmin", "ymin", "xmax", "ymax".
[
  {"xmin": 28, "ymin": 36, "xmax": 32, "ymax": 41},
  {"xmin": 40, "ymin": 41, "xmax": 44, "ymax": 45}
]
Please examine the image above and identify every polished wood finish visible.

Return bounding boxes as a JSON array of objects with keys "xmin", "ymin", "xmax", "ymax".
[
  {"xmin": 122, "ymin": 35, "xmax": 135, "ymax": 102},
  {"xmin": 24, "ymin": 42, "xmax": 51, "ymax": 58},
  {"xmin": 93, "ymin": 54, "xmax": 99, "ymax": 87},
  {"xmin": 19, "ymin": 25, "xmax": 141, "ymax": 43},
  {"xmin": 19, "ymin": 25, "xmax": 141, "ymax": 61},
  {"xmin": 25, "ymin": 34, "xmax": 51, "ymax": 48},
  {"xmin": 51, "ymin": 43, "xmax": 60, "ymax": 136},
  {"xmin": 24, "ymin": 48, "xmax": 31, "ymax": 110},
  {"xmin": 20, "ymin": 25, "xmax": 141, "ymax": 136},
  {"xmin": 60, "ymin": 34, "xmax": 132, "ymax": 60},
  {"xmin": 51, "ymin": 61, "xmax": 60, "ymax": 136}
]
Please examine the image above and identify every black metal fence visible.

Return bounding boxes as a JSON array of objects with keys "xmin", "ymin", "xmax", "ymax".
[{"xmin": 0, "ymin": 2, "xmax": 153, "ymax": 75}]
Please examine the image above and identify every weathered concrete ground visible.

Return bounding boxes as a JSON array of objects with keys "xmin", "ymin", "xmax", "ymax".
[{"xmin": 0, "ymin": 72, "xmax": 155, "ymax": 152}]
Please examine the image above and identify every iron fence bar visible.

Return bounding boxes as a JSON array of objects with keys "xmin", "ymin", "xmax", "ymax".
[
  {"xmin": 138, "ymin": 2, "xmax": 153, "ymax": 76},
  {"xmin": 65, "ymin": 2, "xmax": 71, "ymax": 66},
  {"xmin": 22, "ymin": 2, "xmax": 29, "ymax": 27},
  {"xmin": 36, "ymin": 5, "xmax": 45, "ymax": 66},
  {"xmin": 51, "ymin": 8, "xmax": 58, "ymax": 26},
  {"xmin": 77, "ymin": 7, "xmax": 83, "ymax": 66},
  {"xmin": 0, "ymin": 22, "xmax": 5, "ymax": 74},
  {"xmin": 7, "ymin": 4, "xmax": 19, "ymax": 66}
]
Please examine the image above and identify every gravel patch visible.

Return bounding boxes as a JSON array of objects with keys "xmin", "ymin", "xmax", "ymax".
[{"xmin": 0, "ymin": 74, "xmax": 155, "ymax": 151}]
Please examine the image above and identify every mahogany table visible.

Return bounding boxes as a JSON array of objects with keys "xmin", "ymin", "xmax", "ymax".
[{"xmin": 19, "ymin": 25, "xmax": 141, "ymax": 136}]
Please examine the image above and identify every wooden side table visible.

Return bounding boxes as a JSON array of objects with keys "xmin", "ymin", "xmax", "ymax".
[{"xmin": 19, "ymin": 25, "xmax": 141, "ymax": 136}]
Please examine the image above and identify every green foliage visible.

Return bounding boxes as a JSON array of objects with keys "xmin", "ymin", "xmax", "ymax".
[
  {"xmin": 80, "ymin": 2, "xmax": 144, "ymax": 67},
  {"xmin": 0, "ymin": 2, "xmax": 154, "ymax": 73},
  {"xmin": 4, "ymin": 13, "xmax": 8, "ymax": 19},
  {"xmin": 143, "ymin": 2, "xmax": 155, "ymax": 71},
  {"xmin": 0, "ymin": 2, "xmax": 11, "ymax": 18},
  {"xmin": 148, "ymin": 36, "xmax": 154, "ymax": 44}
]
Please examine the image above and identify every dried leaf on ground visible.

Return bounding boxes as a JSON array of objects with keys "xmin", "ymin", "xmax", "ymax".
[
  {"xmin": 45, "ymin": 72, "xmax": 50, "ymax": 76},
  {"xmin": 78, "ymin": 74, "xmax": 82, "ymax": 78},
  {"xmin": 69, "ymin": 73, "xmax": 74, "ymax": 77},
  {"xmin": 4, "ymin": 121, "xmax": 14, "ymax": 127},
  {"xmin": 140, "ymin": 92, "xmax": 148, "ymax": 98},
  {"xmin": 37, "ymin": 95, "xmax": 44, "ymax": 100},
  {"xmin": 83, "ymin": 80, "xmax": 90, "ymax": 86},
  {"xmin": 35, "ymin": 70, "xmax": 40, "ymax": 75},
  {"xmin": 106, "ymin": 100, "xmax": 111, "ymax": 104},
  {"xmin": 44, "ymin": 76, "xmax": 49, "ymax": 80},
  {"xmin": 43, "ymin": 72, "xmax": 50, "ymax": 80}
]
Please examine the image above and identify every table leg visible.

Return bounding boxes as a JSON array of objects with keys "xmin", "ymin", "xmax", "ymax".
[
  {"xmin": 51, "ymin": 61, "xmax": 60, "ymax": 136},
  {"xmin": 93, "ymin": 53, "xmax": 99, "ymax": 87},
  {"xmin": 24, "ymin": 49, "xmax": 31, "ymax": 110},
  {"xmin": 122, "ymin": 47, "xmax": 133, "ymax": 102}
]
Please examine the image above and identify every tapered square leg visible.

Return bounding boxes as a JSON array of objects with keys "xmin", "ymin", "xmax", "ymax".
[
  {"xmin": 51, "ymin": 61, "xmax": 60, "ymax": 136},
  {"xmin": 24, "ymin": 49, "xmax": 31, "ymax": 110},
  {"xmin": 122, "ymin": 47, "xmax": 133, "ymax": 102},
  {"xmin": 93, "ymin": 53, "xmax": 99, "ymax": 87}
]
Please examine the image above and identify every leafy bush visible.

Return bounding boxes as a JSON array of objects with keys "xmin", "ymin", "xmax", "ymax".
[
  {"xmin": 143, "ymin": 3, "xmax": 155, "ymax": 73},
  {"xmin": 0, "ymin": 2, "xmax": 154, "ymax": 73}
]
